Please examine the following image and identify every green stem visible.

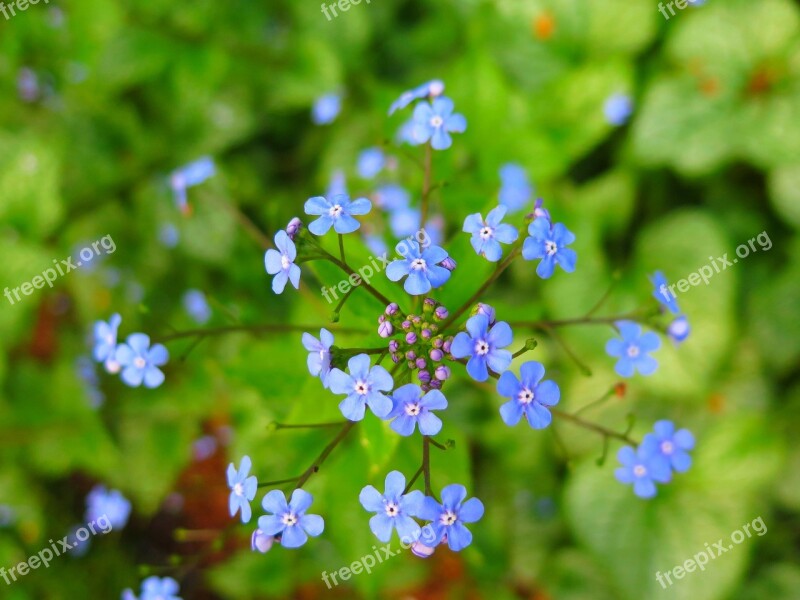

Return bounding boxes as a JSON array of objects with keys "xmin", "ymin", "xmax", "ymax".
[
  {"xmin": 257, "ymin": 477, "xmax": 302, "ymax": 487},
  {"xmin": 156, "ymin": 323, "xmax": 368, "ymax": 343},
  {"xmin": 549, "ymin": 407, "xmax": 637, "ymax": 445},
  {"xmin": 271, "ymin": 422, "xmax": 345, "ymax": 430},
  {"xmin": 294, "ymin": 422, "xmax": 357, "ymax": 489},
  {"xmin": 317, "ymin": 247, "xmax": 394, "ymax": 307},
  {"xmin": 338, "ymin": 233, "xmax": 346, "ymax": 263},
  {"xmin": 403, "ymin": 464, "xmax": 425, "ymax": 494}
]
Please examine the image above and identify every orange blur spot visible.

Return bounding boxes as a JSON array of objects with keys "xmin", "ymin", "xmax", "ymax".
[
  {"xmin": 708, "ymin": 393, "xmax": 725, "ymax": 414},
  {"xmin": 533, "ymin": 12, "xmax": 555, "ymax": 40}
]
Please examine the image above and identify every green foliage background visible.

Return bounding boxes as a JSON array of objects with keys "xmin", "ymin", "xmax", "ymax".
[{"xmin": 1, "ymin": 0, "xmax": 799, "ymax": 598}]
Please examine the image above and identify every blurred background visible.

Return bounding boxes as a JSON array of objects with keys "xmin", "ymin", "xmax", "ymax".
[{"xmin": 1, "ymin": 0, "xmax": 799, "ymax": 598}]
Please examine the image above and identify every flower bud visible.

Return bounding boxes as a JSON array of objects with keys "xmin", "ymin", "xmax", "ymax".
[
  {"xmin": 385, "ymin": 302, "xmax": 399, "ymax": 316},
  {"xmin": 378, "ymin": 314, "xmax": 386, "ymax": 324},
  {"xmin": 434, "ymin": 306, "xmax": 449, "ymax": 321},
  {"xmin": 442, "ymin": 337, "xmax": 452, "ymax": 354},
  {"xmin": 432, "ymin": 337, "xmax": 443, "ymax": 349},
  {"xmin": 391, "ymin": 353, "xmax": 400, "ymax": 364},
  {"xmin": 435, "ymin": 365, "xmax": 451, "ymax": 381},
  {"xmin": 401, "ymin": 320, "xmax": 412, "ymax": 331},
  {"xmin": 405, "ymin": 332, "xmax": 417, "ymax": 345},
  {"xmin": 252, "ymin": 529, "xmax": 274, "ymax": 553},
  {"xmin": 418, "ymin": 370, "xmax": 431, "ymax": 383},
  {"xmin": 411, "ymin": 315, "xmax": 422, "ymax": 325},
  {"xmin": 441, "ymin": 256, "xmax": 457, "ymax": 271},
  {"xmin": 388, "ymin": 340, "xmax": 399, "ymax": 353},
  {"xmin": 286, "ymin": 217, "xmax": 303, "ymax": 240},
  {"xmin": 378, "ymin": 321, "xmax": 394, "ymax": 338},
  {"xmin": 405, "ymin": 350, "xmax": 416, "ymax": 361},
  {"xmin": 476, "ymin": 303, "xmax": 496, "ymax": 325},
  {"xmin": 421, "ymin": 328, "xmax": 432, "ymax": 340},
  {"xmin": 429, "ymin": 348, "xmax": 443, "ymax": 362},
  {"xmin": 429, "ymin": 379, "xmax": 442, "ymax": 389},
  {"xmin": 415, "ymin": 357, "xmax": 427, "ymax": 370},
  {"xmin": 423, "ymin": 298, "xmax": 436, "ymax": 313}
]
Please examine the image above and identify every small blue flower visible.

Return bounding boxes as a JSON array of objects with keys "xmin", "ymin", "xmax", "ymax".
[
  {"xmin": 227, "ymin": 456, "xmax": 258, "ymax": 523},
  {"xmin": 411, "ymin": 97, "xmax": 467, "ymax": 150},
  {"xmin": 463, "ymin": 206, "xmax": 519, "ymax": 262},
  {"xmin": 170, "ymin": 157, "xmax": 215, "ymax": 212},
  {"xmin": 646, "ymin": 420, "xmax": 695, "ymax": 473},
  {"xmin": 93, "ymin": 313, "xmax": 122, "ymax": 371},
  {"xmin": 158, "ymin": 223, "xmax": 179, "ymax": 248},
  {"xmin": 265, "ymin": 230, "xmax": 301, "ymax": 294},
  {"xmin": 76, "ymin": 356, "xmax": 104, "ymax": 408},
  {"xmin": 357, "ymin": 147, "xmax": 385, "ymax": 179},
  {"xmin": 496, "ymin": 361, "xmax": 560, "ymax": 429},
  {"xmin": 604, "ymin": 93, "xmax": 633, "ymax": 126},
  {"xmin": 667, "ymin": 315, "xmax": 690, "ymax": 344},
  {"xmin": 359, "ymin": 471, "xmax": 426, "ymax": 542},
  {"xmin": 258, "ymin": 489, "xmax": 324, "ymax": 548},
  {"xmin": 450, "ymin": 314, "xmax": 513, "ymax": 382},
  {"xmin": 115, "ymin": 334, "xmax": 169, "ymax": 388},
  {"xmin": 498, "ymin": 163, "xmax": 533, "ymax": 213},
  {"xmin": 388, "ymin": 79, "xmax": 445, "ymax": 115},
  {"xmin": 605, "ymin": 321, "xmax": 661, "ymax": 377},
  {"xmin": 650, "ymin": 271, "xmax": 679, "ymax": 314},
  {"xmin": 304, "ymin": 194, "xmax": 372, "ymax": 235},
  {"xmin": 387, "ymin": 384, "xmax": 448, "ymax": 436},
  {"xmin": 327, "ymin": 170, "xmax": 348, "ymax": 198},
  {"xmin": 182, "ymin": 289, "xmax": 211, "ymax": 324},
  {"xmin": 614, "ymin": 443, "xmax": 671, "ymax": 499},
  {"xmin": 85, "ymin": 485, "xmax": 131, "ymax": 529},
  {"xmin": 522, "ymin": 217, "xmax": 577, "ymax": 279},
  {"xmin": 364, "ymin": 234, "xmax": 389, "ymax": 257},
  {"xmin": 374, "ymin": 184, "xmax": 410, "ymax": 212},
  {"xmin": 302, "ymin": 328, "xmax": 334, "ymax": 388},
  {"xmin": 328, "ymin": 354, "xmax": 394, "ymax": 420},
  {"xmin": 312, "ymin": 93, "xmax": 341, "ymax": 125},
  {"xmin": 386, "ymin": 243, "xmax": 451, "ymax": 295},
  {"xmin": 138, "ymin": 576, "xmax": 182, "ymax": 600},
  {"xmin": 396, "ymin": 117, "xmax": 419, "ymax": 145},
  {"xmin": 417, "ymin": 484, "xmax": 484, "ymax": 551}
]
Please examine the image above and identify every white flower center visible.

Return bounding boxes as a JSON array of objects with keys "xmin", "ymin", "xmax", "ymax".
[
  {"xmin": 430, "ymin": 115, "xmax": 444, "ymax": 128},
  {"xmin": 385, "ymin": 502, "xmax": 399, "ymax": 517},
  {"xmin": 233, "ymin": 483, "xmax": 244, "ymax": 497},
  {"xmin": 404, "ymin": 402, "xmax": 422, "ymax": 416},
  {"xmin": 545, "ymin": 240, "xmax": 558, "ymax": 256},
  {"xmin": 354, "ymin": 380, "xmax": 370, "ymax": 396},
  {"xmin": 281, "ymin": 512, "xmax": 298, "ymax": 526},
  {"xmin": 106, "ymin": 359, "xmax": 121, "ymax": 374},
  {"xmin": 281, "ymin": 254, "xmax": 291, "ymax": 269},
  {"xmin": 474, "ymin": 340, "xmax": 490, "ymax": 356},
  {"xmin": 410, "ymin": 258, "xmax": 427, "ymax": 271},
  {"xmin": 329, "ymin": 204, "xmax": 343, "ymax": 217},
  {"xmin": 319, "ymin": 349, "xmax": 327, "ymax": 361},
  {"xmin": 626, "ymin": 345, "xmax": 640, "ymax": 358},
  {"xmin": 518, "ymin": 388, "xmax": 534, "ymax": 404},
  {"xmin": 479, "ymin": 226, "xmax": 494, "ymax": 240},
  {"xmin": 133, "ymin": 357, "xmax": 146, "ymax": 369},
  {"xmin": 440, "ymin": 510, "xmax": 458, "ymax": 526},
  {"xmin": 633, "ymin": 465, "xmax": 647, "ymax": 478},
  {"xmin": 661, "ymin": 441, "xmax": 674, "ymax": 455}
]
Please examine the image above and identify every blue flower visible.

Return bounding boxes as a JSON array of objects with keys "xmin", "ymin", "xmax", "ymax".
[
  {"xmin": 650, "ymin": 271, "xmax": 679, "ymax": 314},
  {"xmin": 115, "ymin": 334, "xmax": 169, "ymax": 388},
  {"xmin": 359, "ymin": 471, "xmax": 426, "ymax": 542},
  {"xmin": 327, "ymin": 170, "xmax": 347, "ymax": 198},
  {"xmin": 182, "ymin": 289, "xmax": 211, "ymax": 324},
  {"xmin": 614, "ymin": 443, "xmax": 671, "ymax": 499},
  {"xmin": 396, "ymin": 117, "xmax": 419, "ymax": 145},
  {"xmin": 312, "ymin": 93, "xmax": 341, "ymax": 125},
  {"xmin": 498, "ymin": 163, "xmax": 533, "ymax": 212},
  {"xmin": 364, "ymin": 234, "xmax": 389, "ymax": 257},
  {"xmin": 387, "ymin": 384, "xmax": 448, "ymax": 436},
  {"xmin": 158, "ymin": 223, "xmax": 179, "ymax": 248},
  {"xmin": 386, "ymin": 243, "xmax": 451, "ymax": 295},
  {"xmin": 667, "ymin": 315, "xmax": 690, "ymax": 344},
  {"xmin": 388, "ymin": 79, "xmax": 445, "ymax": 115},
  {"xmin": 605, "ymin": 321, "xmax": 661, "ymax": 377},
  {"xmin": 328, "ymin": 354, "xmax": 394, "ymax": 420},
  {"xmin": 646, "ymin": 420, "xmax": 695, "ymax": 473},
  {"xmin": 450, "ymin": 314, "xmax": 513, "ymax": 382},
  {"xmin": 258, "ymin": 489, "xmax": 324, "ymax": 548},
  {"xmin": 374, "ymin": 184, "xmax": 410, "ymax": 212},
  {"xmin": 264, "ymin": 230, "xmax": 301, "ymax": 294},
  {"xmin": 357, "ymin": 147, "xmax": 385, "ymax": 179},
  {"xmin": 463, "ymin": 206, "xmax": 519, "ymax": 262},
  {"xmin": 93, "ymin": 313, "xmax": 122, "ymax": 371},
  {"xmin": 227, "ymin": 456, "xmax": 258, "ymax": 523},
  {"xmin": 85, "ymin": 485, "xmax": 131, "ymax": 529},
  {"xmin": 522, "ymin": 217, "xmax": 577, "ymax": 278},
  {"xmin": 604, "ymin": 93, "xmax": 633, "ymax": 126},
  {"xmin": 411, "ymin": 97, "xmax": 467, "ymax": 150},
  {"xmin": 304, "ymin": 194, "xmax": 371, "ymax": 235},
  {"xmin": 302, "ymin": 328, "xmax": 334, "ymax": 388},
  {"xmin": 138, "ymin": 576, "xmax": 182, "ymax": 600},
  {"xmin": 496, "ymin": 361, "xmax": 560, "ymax": 429},
  {"xmin": 170, "ymin": 156, "xmax": 215, "ymax": 212},
  {"xmin": 417, "ymin": 484, "xmax": 484, "ymax": 551}
]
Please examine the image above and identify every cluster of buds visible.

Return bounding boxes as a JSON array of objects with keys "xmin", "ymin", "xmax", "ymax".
[{"xmin": 377, "ymin": 299, "xmax": 454, "ymax": 392}]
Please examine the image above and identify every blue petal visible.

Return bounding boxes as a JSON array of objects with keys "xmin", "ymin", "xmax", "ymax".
[
  {"xmin": 671, "ymin": 451, "xmax": 692, "ymax": 473},
  {"xmin": 446, "ymin": 522, "xmax": 473, "ymax": 551},
  {"xmin": 633, "ymin": 479, "xmax": 657, "ymax": 499},
  {"xmin": 556, "ymin": 248, "xmax": 577, "ymax": 273},
  {"xmin": 463, "ymin": 213, "xmax": 484, "ymax": 233},
  {"xmin": 482, "ymin": 239, "xmax": 503, "ymax": 262},
  {"xmin": 519, "ymin": 361, "xmax": 545, "ymax": 386},
  {"xmin": 348, "ymin": 197, "xmax": 372, "ymax": 215},
  {"xmin": 486, "ymin": 349, "xmax": 512, "ymax": 374},
  {"xmin": 333, "ymin": 213, "xmax": 361, "ymax": 234},
  {"xmin": 386, "ymin": 260, "xmax": 410, "ymax": 282},
  {"xmin": 525, "ymin": 402, "xmax": 552, "ymax": 429},
  {"xmin": 300, "ymin": 514, "xmax": 324, "ymax": 537},
  {"xmin": 534, "ymin": 380, "xmax": 560, "ymax": 406},
  {"xmin": 304, "ymin": 196, "xmax": 330, "ymax": 216},
  {"xmin": 271, "ymin": 270, "xmax": 289, "ymax": 294},
  {"xmin": 308, "ymin": 215, "xmax": 333, "ymax": 236},
  {"xmin": 359, "ymin": 485, "xmax": 385, "ymax": 512},
  {"xmin": 401, "ymin": 490, "xmax": 426, "ymax": 517},
  {"xmin": 121, "ymin": 366, "xmax": 144, "ymax": 387},
  {"xmin": 289, "ymin": 489, "xmax": 313, "ymax": 513},
  {"xmin": 148, "ymin": 344, "xmax": 169, "ymax": 366},
  {"xmin": 440, "ymin": 484, "xmax": 467, "ymax": 508},
  {"xmin": 384, "ymin": 471, "xmax": 406, "ymax": 498},
  {"xmin": 431, "ymin": 128, "xmax": 452, "ymax": 150},
  {"xmin": 425, "ymin": 265, "xmax": 451, "ymax": 288},
  {"xmin": 551, "ymin": 223, "xmax": 576, "ymax": 246},
  {"xmin": 327, "ymin": 368, "xmax": 353, "ymax": 394},
  {"xmin": 487, "ymin": 321, "xmax": 513, "ymax": 348},
  {"xmin": 367, "ymin": 365, "xmax": 394, "ymax": 391},
  {"xmin": 605, "ymin": 338, "xmax": 624, "ymax": 357},
  {"xmin": 445, "ymin": 113, "xmax": 467, "ymax": 133},
  {"xmin": 390, "ymin": 414, "xmax": 417, "ymax": 436},
  {"xmin": 466, "ymin": 314, "xmax": 489, "ymax": 339},
  {"xmin": 522, "ymin": 236, "xmax": 544, "ymax": 260},
  {"xmin": 280, "ymin": 525, "xmax": 308, "ymax": 548},
  {"xmin": 348, "ymin": 354, "xmax": 372, "ymax": 380},
  {"xmin": 617, "ymin": 446, "xmax": 637, "ymax": 467},
  {"xmin": 366, "ymin": 392, "xmax": 393, "ymax": 418},
  {"xmin": 421, "ymin": 245, "xmax": 448, "ymax": 264},
  {"xmin": 417, "ymin": 411, "xmax": 442, "ymax": 436},
  {"xmin": 394, "ymin": 515, "xmax": 421, "ymax": 543},
  {"xmin": 143, "ymin": 366, "xmax": 165, "ymax": 388},
  {"xmin": 638, "ymin": 332, "xmax": 661, "ymax": 353},
  {"xmin": 420, "ymin": 389, "xmax": 447, "ymax": 410},
  {"xmin": 450, "ymin": 332, "xmax": 473, "ymax": 359},
  {"xmin": 339, "ymin": 394, "xmax": 367, "ymax": 421},
  {"xmin": 417, "ymin": 497, "xmax": 443, "ymax": 522},
  {"xmin": 258, "ymin": 514, "xmax": 285, "ymax": 536},
  {"xmin": 404, "ymin": 270, "xmax": 431, "ymax": 295},
  {"xmin": 466, "ymin": 355, "xmax": 489, "ymax": 382},
  {"xmin": 262, "ymin": 490, "xmax": 288, "ymax": 514},
  {"xmin": 458, "ymin": 497, "xmax": 484, "ymax": 523},
  {"xmin": 288, "ymin": 264, "xmax": 301, "ymax": 289},
  {"xmin": 614, "ymin": 357, "xmax": 636, "ymax": 378},
  {"xmin": 635, "ymin": 355, "xmax": 659, "ymax": 376},
  {"xmin": 393, "ymin": 383, "xmax": 421, "ymax": 404},
  {"xmin": 369, "ymin": 513, "xmax": 395, "ymax": 543},
  {"xmin": 536, "ymin": 255, "xmax": 555, "ymax": 279},
  {"xmin": 499, "ymin": 399, "xmax": 523, "ymax": 426},
  {"xmin": 494, "ymin": 223, "xmax": 518, "ymax": 244},
  {"xmin": 674, "ymin": 429, "xmax": 695, "ymax": 450}
]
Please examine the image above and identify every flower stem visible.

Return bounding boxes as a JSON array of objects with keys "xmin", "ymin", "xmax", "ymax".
[
  {"xmin": 257, "ymin": 476, "xmax": 302, "ymax": 487},
  {"xmin": 511, "ymin": 338, "xmax": 538, "ymax": 359},
  {"xmin": 271, "ymin": 421, "xmax": 345, "ymax": 430},
  {"xmin": 338, "ymin": 233, "xmax": 346, "ymax": 263},
  {"xmin": 549, "ymin": 407, "xmax": 637, "ymax": 445},
  {"xmin": 294, "ymin": 421, "xmax": 357, "ymax": 489},
  {"xmin": 317, "ymin": 247, "xmax": 394, "ymax": 307},
  {"xmin": 403, "ymin": 464, "xmax": 425, "ymax": 494}
]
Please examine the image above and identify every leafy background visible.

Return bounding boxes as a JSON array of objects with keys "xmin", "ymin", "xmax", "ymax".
[{"xmin": 1, "ymin": 0, "xmax": 799, "ymax": 598}]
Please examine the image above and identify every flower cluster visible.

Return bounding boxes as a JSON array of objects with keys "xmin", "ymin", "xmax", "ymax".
[
  {"xmin": 92, "ymin": 314, "xmax": 169, "ymax": 389},
  {"xmin": 615, "ymin": 421, "xmax": 695, "ymax": 499},
  {"xmin": 122, "ymin": 577, "xmax": 181, "ymax": 600}
]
